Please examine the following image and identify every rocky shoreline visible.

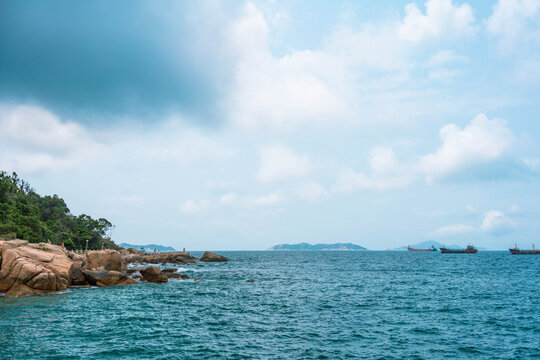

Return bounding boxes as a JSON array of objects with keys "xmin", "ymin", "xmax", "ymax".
[{"xmin": 0, "ymin": 239, "xmax": 228, "ymax": 297}]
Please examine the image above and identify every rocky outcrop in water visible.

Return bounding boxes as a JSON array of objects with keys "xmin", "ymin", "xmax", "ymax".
[
  {"xmin": 123, "ymin": 251, "xmax": 197, "ymax": 266},
  {"xmin": 83, "ymin": 269, "xmax": 137, "ymax": 287},
  {"xmin": 0, "ymin": 239, "xmax": 228, "ymax": 297},
  {"xmin": 0, "ymin": 240, "xmax": 75, "ymax": 297},
  {"xmin": 140, "ymin": 266, "xmax": 168, "ymax": 283},
  {"xmin": 200, "ymin": 251, "xmax": 229, "ymax": 262},
  {"xmin": 86, "ymin": 250, "xmax": 127, "ymax": 271}
]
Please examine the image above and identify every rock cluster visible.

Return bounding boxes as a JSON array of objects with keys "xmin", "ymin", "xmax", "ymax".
[
  {"xmin": 122, "ymin": 250, "xmax": 197, "ymax": 266},
  {"xmin": 0, "ymin": 239, "xmax": 229, "ymax": 297},
  {"xmin": 200, "ymin": 251, "xmax": 229, "ymax": 262}
]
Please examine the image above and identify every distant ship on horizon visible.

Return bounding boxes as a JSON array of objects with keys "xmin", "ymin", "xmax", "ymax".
[
  {"xmin": 509, "ymin": 244, "xmax": 539, "ymax": 255},
  {"xmin": 407, "ymin": 245, "xmax": 437, "ymax": 252},
  {"xmin": 440, "ymin": 245, "xmax": 478, "ymax": 254}
]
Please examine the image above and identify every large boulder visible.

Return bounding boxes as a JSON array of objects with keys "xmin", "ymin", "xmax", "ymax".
[
  {"xmin": 140, "ymin": 266, "xmax": 168, "ymax": 283},
  {"xmin": 0, "ymin": 240, "xmax": 75, "ymax": 296},
  {"xmin": 71, "ymin": 262, "xmax": 87, "ymax": 286},
  {"xmin": 123, "ymin": 254, "xmax": 144, "ymax": 264},
  {"xmin": 5, "ymin": 283, "xmax": 36, "ymax": 297},
  {"xmin": 83, "ymin": 270, "xmax": 137, "ymax": 287},
  {"xmin": 200, "ymin": 251, "xmax": 229, "ymax": 262},
  {"xmin": 86, "ymin": 250, "xmax": 127, "ymax": 272}
]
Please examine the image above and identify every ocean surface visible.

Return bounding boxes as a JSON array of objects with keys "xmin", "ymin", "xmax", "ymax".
[{"xmin": 1, "ymin": 251, "xmax": 539, "ymax": 359}]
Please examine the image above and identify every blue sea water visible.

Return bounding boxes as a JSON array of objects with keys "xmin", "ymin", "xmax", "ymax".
[{"xmin": 1, "ymin": 251, "xmax": 539, "ymax": 359}]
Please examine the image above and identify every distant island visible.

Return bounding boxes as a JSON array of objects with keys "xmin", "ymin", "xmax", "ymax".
[
  {"xmin": 268, "ymin": 242, "xmax": 367, "ymax": 251},
  {"xmin": 119, "ymin": 243, "xmax": 177, "ymax": 253}
]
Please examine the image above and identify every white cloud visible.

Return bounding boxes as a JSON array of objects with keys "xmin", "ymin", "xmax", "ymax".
[
  {"xmin": 398, "ymin": 0, "xmax": 476, "ymax": 43},
  {"xmin": 430, "ymin": 224, "xmax": 475, "ymax": 237},
  {"xmin": 298, "ymin": 182, "xmax": 329, "ymax": 202},
  {"xmin": 487, "ymin": 0, "xmax": 540, "ymax": 51},
  {"xmin": 246, "ymin": 190, "xmax": 284, "ymax": 207},
  {"xmin": 226, "ymin": 1, "xmax": 479, "ymax": 132},
  {"xmin": 481, "ymin": 210, "xmax": 515, "ymax": 235},
  {"xmin": 219, "ymin": 192, "xmax": 238, "ymax": 205},
  {"xmin": 0, "ymin": 105, "xmax": 102, "ymax": 173},
  {"xmin": 257, "ymin": 145, "xmax": 312, "ymax": 183},
  {"xmin": 424, "ymin": 50, "xmax": 469, "ymax": 67},
  {"xmin": 227, "ymin": 4, "xmax": 348, "ymax": 131},
  {"xmin": 180, "ymin": 199, "xmax": 210, "ymax": 215},
  {"xmin": 333, "ymin": 147, "xmax": 415, "ymax": 192},
  {"xmin": 419, "ymin": 113, "xmax": 514, "ymax": 183}
]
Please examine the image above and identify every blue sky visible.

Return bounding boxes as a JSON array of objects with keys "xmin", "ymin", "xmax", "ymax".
[{"xmin": 1, "ymin": 0, "xmax": 540, "ymax": 250}]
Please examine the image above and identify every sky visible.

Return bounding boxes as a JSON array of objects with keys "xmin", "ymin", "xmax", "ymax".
[{"xmin": 1, "ymin": 0, "xmax": 540, "ymax": 250}]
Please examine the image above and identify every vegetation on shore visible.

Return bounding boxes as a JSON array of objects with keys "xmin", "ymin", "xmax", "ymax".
[{"xmin": 0, "ymin": 171, "xmax": 118, "ymax": 250}]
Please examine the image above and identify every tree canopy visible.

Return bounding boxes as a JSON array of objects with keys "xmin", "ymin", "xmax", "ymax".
[{"xmin": 0, "ymin": 171, "xmax": 118, "ymax": 250}]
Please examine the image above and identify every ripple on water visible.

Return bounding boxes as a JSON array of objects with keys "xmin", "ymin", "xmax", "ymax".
[{"xmin": 1, "ymin": 251, "xmax": 539, "ymax": 359}]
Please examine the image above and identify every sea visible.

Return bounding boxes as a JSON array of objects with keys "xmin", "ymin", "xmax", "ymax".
[{"xmin": 1, "ymin": 251, "xmax": 538, "ymax": 359}]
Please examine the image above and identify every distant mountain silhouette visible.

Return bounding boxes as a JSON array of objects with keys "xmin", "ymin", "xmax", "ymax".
[
  {"xmin": 268, "ymin": 242, "xmax": 367, "ymax": 251},
  {"xmin": 119, "ymin": 243, "xmax": 177, "ymax": 253}
]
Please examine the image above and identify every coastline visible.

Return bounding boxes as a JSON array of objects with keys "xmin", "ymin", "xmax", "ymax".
[{"xmin": 0, "ymin": 239, "xmax": 228, "ymax": 297}]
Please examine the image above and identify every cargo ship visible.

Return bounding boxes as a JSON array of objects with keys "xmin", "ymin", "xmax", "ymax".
[
  {"xmin": 509, "ymin": 244, "xmax": 539, "ymax": 255},
  {"xmin": 440, "ymin": 245, "xmax": 477, "ymax": 254},
  {"xmin": 407, "ymin": 245, "xmax": 437, "ymax": 252}
]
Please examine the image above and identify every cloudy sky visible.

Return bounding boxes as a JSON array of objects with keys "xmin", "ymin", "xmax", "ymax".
[{"xmin": 1, "ymin": 0, "xmax": 539, "ymax": 250}]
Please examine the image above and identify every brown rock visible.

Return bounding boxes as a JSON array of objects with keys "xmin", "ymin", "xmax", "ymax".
[
  {"xmin": 140, "ymin": 266, "xmax": 168, "ymax": 283},
  {"xmin": 86, "ymin": 250, "xmax": 127, "ymax": 271},
  {"xmin": 0, "ymin": 241, "xmax": 74, "ymax": 295},
  {"xmin": 166, "ymin": 273, "xmax": 189, "ymax": 279},
  {"xmin": 5, "ymin": 283, "xmax": 35, "ymax": 297},
  {"xmin": 0, "ymin": 239, "xmax": 29, "ymax": 248},
  {"xmin": 122, "ymin": 251, "xmax": 198, "ymax": 265},
  {"xmin": 117, "ymin": 278, "xmax": 138, "ymax": 286},
  {"xmin": 83, "ymin": 270, "xmax": 130, "ymax": 287},
  {"xmin": 200, "ymin": 251, "xmax": 229, "ymax": 262},
  {"xmin": 71, "ymin": 262, "xmax": 87, "ymax": 285}
]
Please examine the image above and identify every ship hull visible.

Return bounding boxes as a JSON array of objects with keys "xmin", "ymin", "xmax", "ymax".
[
  {"xmin": 407, "ymin": 248, "xmax": 437, "ymax": 252},
  {"xmin": 509, "ymin": 249, "xmax": 540, "ymax": 255},
  {"xmin": 440, "ymin": 248, "xmax": 477, "ymax": 254}
]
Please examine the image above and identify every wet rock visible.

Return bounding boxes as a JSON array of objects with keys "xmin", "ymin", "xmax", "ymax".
[
  {"xmin": 162, "ymin": 268, "xmax": 178, "ymax": 273},
  {"xmin": 122, "ymin": 252, "xmax": 198, "ymax": 265},
  {"xmin": 166, "ymin": 273, "xmax": 189, "ymax": 279},
  {"xmin": 83, "ymin": 270, "xmax": 130, "ymax": 287},
  {"xmin": 71, "ymin": 262, "xmax": 88, "ymax": 285},
  {"xmin": 140, "ymin": 266, "xmax": 168, "ymax": 283},
  {"xmin": 116, "ymin": 278, "xmax": 138, "ymax": 286},
  {"xmin": 246, "ymin": 280, "xmax": 256, "ymax": 283},
  {"xmin": 200, "ymin": 251, "xmax": 229, "ymax": 262},
  {"xmin": 86, "ymin": 250, "xmax": 127, "ymax": 272},
  {"xmin": 70, "ymin": 284, "xmax": 92, "ymax": 289},
  {"xmin": 5, "ymin": 283, "xmax": 36, "ymax": 297},
  {"xmin": 194, "ymin": 277, "xmax": 202, "ymax": 282}
]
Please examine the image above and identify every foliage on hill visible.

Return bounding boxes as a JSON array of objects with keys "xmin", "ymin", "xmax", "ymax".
[{"xmin": 0, "ymin": 171, "xmax": 118, "ymax": 250}]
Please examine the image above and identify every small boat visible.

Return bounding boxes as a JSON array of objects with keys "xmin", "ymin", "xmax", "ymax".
[
  {"xmin": 440, "ymin": 245, "xmax": 477, "ymax": 254},
  {"xmin": 509, "ymin": 244, "xmax": 540, "ymax": 255},
  {"xmin": 407, "ymin": 245, "xmax": 437, "ymax": 252}
]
